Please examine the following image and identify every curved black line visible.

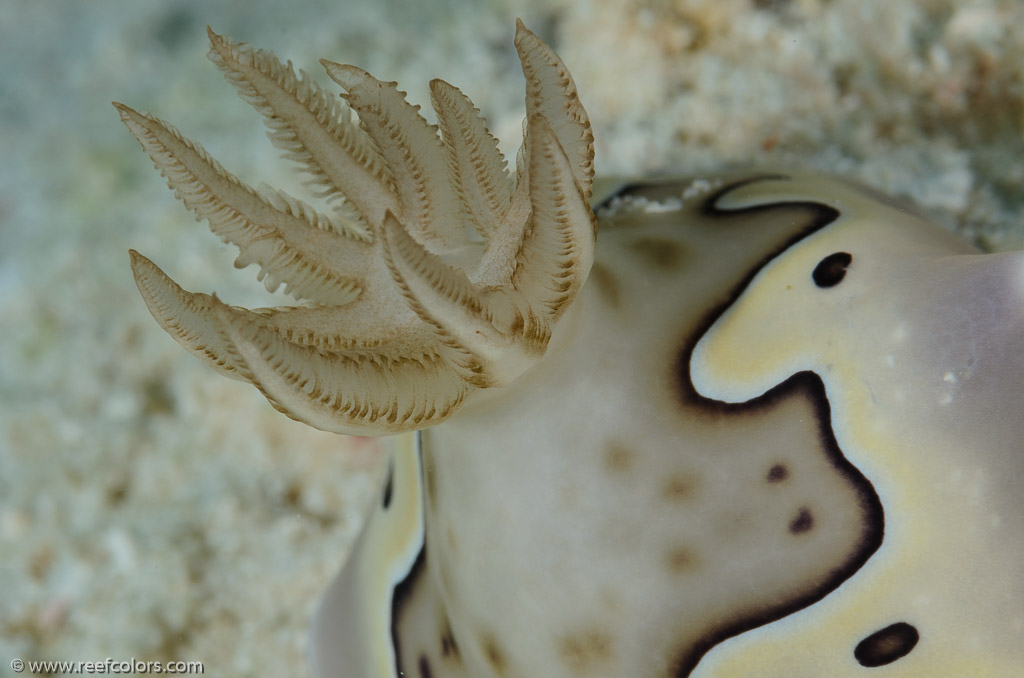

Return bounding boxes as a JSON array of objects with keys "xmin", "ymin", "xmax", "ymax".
[
  {"xmin": 664, "ymin": 175, "xmax": 886, "ymax": 676},
  {"xmin": 382, "ymin": 458, "xmax": 395, "ymax": 510},
  {"xmin": 391, "ymin": 544, "xmax": 427, "ymax": 678},
  {"xmin": 389, "ymin": 431, "xmax": 428, "ymax": 678},
  {"xmin": 671, "ymin": 371, "xmax": 885, "ymax": 677}
]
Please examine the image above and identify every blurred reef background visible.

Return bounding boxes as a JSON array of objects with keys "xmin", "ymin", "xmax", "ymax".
[{"xmin": 3, "ymin": 0, "xmax": 1024, "ymax": 674}]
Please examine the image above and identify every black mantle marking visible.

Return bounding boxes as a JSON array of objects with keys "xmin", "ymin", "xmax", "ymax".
[{"xmin": 666, "ymin": 175, "xmax": 885, "ymax": 677}]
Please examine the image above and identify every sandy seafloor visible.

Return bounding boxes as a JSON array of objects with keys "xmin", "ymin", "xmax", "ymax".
[{"xmin": 2, "ymin": 0, "xmax": 1024, "ymax": 674}]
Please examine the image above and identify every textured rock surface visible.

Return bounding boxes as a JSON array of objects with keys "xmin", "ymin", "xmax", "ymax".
[{"xmin": 2, "ymin": 0, "xmax": 1024, "ymax": 674}]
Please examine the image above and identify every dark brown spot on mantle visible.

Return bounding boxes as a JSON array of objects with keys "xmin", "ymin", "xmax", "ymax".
[
  {"xmin": 666, "ymin": 546, "xmax": 699, "ymax": 574},
  {"xmin": 482, "ymin": 633, "xmax": 507, "ymax": 675},
  {"xmin": 440, "ymin": 614, "xmax": 461, "ymax": 660},
  {"xmin": 559, "ymin": 629, "xmax": 613, "ymax": 673},
  {"xmin": 789, "ymin": 507, "xmax": 814, "ymax": 534},
  {"xmin": 766, "ymin": 463, "xmax": 789, "ymax": 483},
  {"xmin": 627, "ymin": 236, "xmax": 687, "ymax": 271},
  {"xmin": 663, "ymin": 474, "xmax": 696, "ymax": 502},
  {"xmin": 604, "ymin": 442, "xmax": 635, "ymax": 472},
  {"xmin": 418, "ymin": 654, "xmax": 433, "ymax": 678}
]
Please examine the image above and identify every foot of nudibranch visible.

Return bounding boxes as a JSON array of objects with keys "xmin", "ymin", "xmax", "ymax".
[{"xmin": 310, "ymin": 433, "xmax": 424, "ymax": 678}]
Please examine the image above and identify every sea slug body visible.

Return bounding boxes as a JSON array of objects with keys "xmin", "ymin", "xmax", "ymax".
[{"xmin": 117, "ymin": 21, "xmax": 1024, "ymax": 678}]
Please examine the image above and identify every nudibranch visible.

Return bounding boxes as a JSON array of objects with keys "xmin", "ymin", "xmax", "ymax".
[{"xmin": 116, "ymin": 21, "xmax": 1024, "ymax": 678}]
